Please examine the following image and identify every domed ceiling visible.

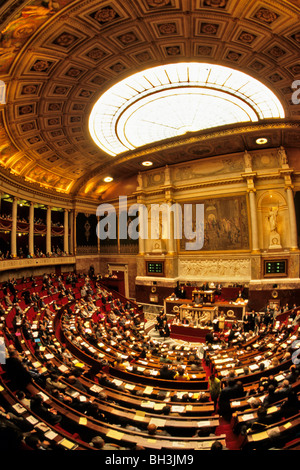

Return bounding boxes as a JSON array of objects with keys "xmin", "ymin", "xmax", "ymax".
[{"xmin": 0, "ymin": 0, "xmax": 300, "ymax": 201}]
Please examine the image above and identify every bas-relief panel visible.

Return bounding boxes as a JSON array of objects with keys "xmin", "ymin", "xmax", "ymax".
[
  {"xmin": 179, "ymin": 196, "xmax": 249, "ymax": 251},
  {"xmin": 251, "ymin": 151, "xmax": 280, "ymax": 170},
  {"xmin": 144, "ymin": 171, "xmax": 165, "ymax": 188},
  {"xmin": 172, "ymin": 154, "xmax": 244, "ymax": 183},
  {"xmin": 178, "ymin": 257, "xmax": 251, "ymax": 281}
]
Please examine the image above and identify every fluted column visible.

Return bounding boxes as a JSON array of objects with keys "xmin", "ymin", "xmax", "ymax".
[
  {"xmin": 137, "ymin": 196, "xmax": 146, "ymax": 255},
  {"xmin": 248, "ymin": 189, "xmax": 260, "ymax": 252},
  {"xmin": 74, "ymin": 211, "xmax": 77, "ymax": 255},
  {"xmin": 69, "ymin": 210, "xmax": 74, "ymax": 255},
  {"xmin": 29, "ymin": 202, "xmax": 34, "ymax": 256},
  {"xmin": 166, "ymin": 199, "xmax": 175, "ymax": 254},
  {"xmin": 64, "ymin": 209, "xmax": 69, "ymax": 254},
  {"xmin": 286, "ymin": 185, "xmax": 298, "ymax": 250},
  {"xmin": 11, "ymin": 197, "xmax": 17, "ymax": 257},
  {"xmin": 46, "ymin": 206, "xmax": 51, "ymax": 255},
  {"xmin": 97, "ymin": 215, "xmax": 100, "ymax": 254},
  {"xmin": 279, "ymin": 163, "xmax": 298, "ymax": 251}
]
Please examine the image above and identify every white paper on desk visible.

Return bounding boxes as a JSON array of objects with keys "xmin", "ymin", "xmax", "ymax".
[
  {"xmin": 112, "ymin": 379, "xmax": 123, "ymax": 386},
  {"xmin": 45, "ymin": 430, "xmax": 58, "ymax": 440},
  {"xmin": 141, "ymin": 401, "xmax": 155, "ymax": 408},
  {"xmin": 35, "ymin": 422, "xmax": 50, "ymax": 433},
  {"xmin": 149, "ymin": 418, "xmax": 166, "ymax": 427},
  {"xmin": 26, "ymin": 415, "xmax": 39, "ymax": 425},
  {"xmin": 154, "ymin": 403, "xmax": 165, "ymax": 410},
  {"xmin": 37, "ymin": 391, "xmax": 49, "ymax": 402},
  {"xmin": 125, "ymin": 383, "xmax": 135, "ymax": 390},
  {"xmin": 58, "ymin": 364, "xmax": 69, "ymax": 372},
  {"xmin": 243, "ymin": 413, "xmax": 255, "ymax": 421},
  {"xmin": 12, "ymin": 403, "xmax": 26, "ymax": 414},
  {"xmin": 90, "ymin": 384, "xmax": 103, "ymax": 393},
  {"xmin": 172, "ymin": 441, "xmax": 186, "ymax": 448},
  {"xmin": 171, "ymin": 405, "xmax": 185, "ymax": 413},
  {"xmin": 44, "ymin": 353, "xmax": 54, "ymax": 360},
  {"xmin": 197, "ymin": 420, "xmax": 210, "ymax": 427}
]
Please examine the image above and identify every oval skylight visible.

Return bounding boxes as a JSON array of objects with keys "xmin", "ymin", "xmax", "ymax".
[{"xmin": 88, "ymin": 62, "xmax": 285, "ymax": 156}]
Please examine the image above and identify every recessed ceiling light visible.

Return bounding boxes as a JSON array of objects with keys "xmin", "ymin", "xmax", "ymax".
[
  {"xmin": 142, "ymin": 161, "xmax": 153, "ymax": 166},
  {"xmin": 104, "ymin": 176, "xmax": 113, "ymax": 183},
  {"xmin": 256, "ymin": 137, "xmax": 268, "ymax": 144}
]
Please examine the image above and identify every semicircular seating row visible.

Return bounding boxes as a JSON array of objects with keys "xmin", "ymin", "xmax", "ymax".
[{"xmin": 0, "ymin": 272, "xmax": 300, "ymax": 450}]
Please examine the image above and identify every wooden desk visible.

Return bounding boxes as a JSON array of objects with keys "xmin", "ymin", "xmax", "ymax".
[
  {"xmin": 164, "ymin": 297, "xmax": 246, "ymax": 321},
  {"xmin": 170, "ymin": 324, "xmax": 212, "ymax": 343},
  {"xmin": 179, "ymin": 304, "xmax": 217, "ymax": 323}
]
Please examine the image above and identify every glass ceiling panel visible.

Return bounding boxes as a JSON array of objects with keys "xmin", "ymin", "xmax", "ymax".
[{"xmin": 88, "ymin": 62, "xmax": 285, "ymax": 156}]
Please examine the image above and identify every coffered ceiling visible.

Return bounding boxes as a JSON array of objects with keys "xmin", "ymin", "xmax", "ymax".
[{"xmin": 0, "ymin": 0, "xmax": 300, "ymax": 201}]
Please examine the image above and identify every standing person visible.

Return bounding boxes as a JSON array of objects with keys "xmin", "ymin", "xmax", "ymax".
[
  {"xmin": 254, "ymin": 311, "xmax": 261, "ymax": 334},
  {"xmin": 208, "ymin": 373, "xmax": 221, "ymax": 413}
]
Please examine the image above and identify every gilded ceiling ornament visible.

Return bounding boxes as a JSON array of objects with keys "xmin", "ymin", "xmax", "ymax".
[
  {"xmin": 147, "ymin": 0, "xmax": 171, "ymax": 7},
  {"xmin": 204, "ymin": 0, "xmax": 227, "ymax": 7},
  {"xmin": 158, "ymin": 23, "xmax": 177, "ymax": 35},
  {"xmin": 254, "ymin": 7, "xmax": 279, "ymax": 24},
  {"xmin": 93, "ymin": 7, "xmax": 118, "ymax": 23}
]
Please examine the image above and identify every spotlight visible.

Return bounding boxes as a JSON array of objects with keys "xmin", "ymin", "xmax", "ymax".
[{"xmin": 256, "ymin": 137, "xmax": 268, "ymax": 145}]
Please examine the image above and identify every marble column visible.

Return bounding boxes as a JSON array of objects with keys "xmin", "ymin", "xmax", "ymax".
[
  {"xmin": 29, "ymin": 202, "xmax": 34, "ymax": 256},
  {"xmin": 286, "ymin": 185, "xmax": 298, "ymax": 250},
  {"xmin": 74, "ymin": 211, "xmax": 77, "ymax": 255},
  {"xmin": 46, "ymin": 206, "xmax": 51, "ymax": 255},
  {"xmin": 97, "ymin": 215, "xmax": 100, "ymax": 254},
  {"xmin": 166, "ymin": 199, "xmax": 175, "ymax": 254},
  {"xmin": 68, "ymin": 210, "xmax": 74, "ymax": 255},
  {"xmin": 248, "ymin": 189, "xmax": 260, "ymax": 252},
  {"xmin": 137, "ymin": 196, "xmax": 146, "ymax": 255},
  {"xmin": 64, "ymin": 209, "xmax": 69, "ymax": 254},
  {"xmin": 11, "ymin": 197, "xmax": 17, "ymax": 257}
]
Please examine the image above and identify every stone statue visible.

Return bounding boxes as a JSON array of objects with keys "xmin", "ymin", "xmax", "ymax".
[
  {"xmin": 268, "ymin": 206, "xmax": 278, "ymax": 232},
  {"xmin": 243, "ymin": 150, "xmax": 252, "ymax": 171},
  {"xmin": 278, "ymin": 146, "xmax": 288, "ymax": 167},
  {"xmin": 268, "ymin": 206, "xmax": 281, "ymax": 249}
]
